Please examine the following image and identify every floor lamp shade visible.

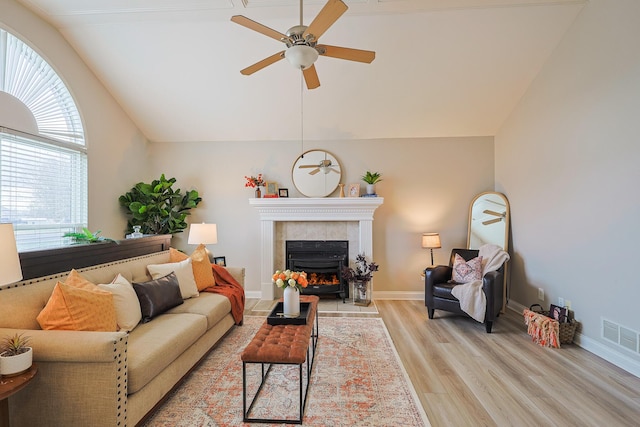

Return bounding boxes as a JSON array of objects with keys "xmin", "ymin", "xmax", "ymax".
[
  {"xmin": 188, "ymin": 223, "xmax": 218, "ymax": 245},
  {"xmin": 0, "ymin": 223, "xmax": 23, "ymax": 285}
]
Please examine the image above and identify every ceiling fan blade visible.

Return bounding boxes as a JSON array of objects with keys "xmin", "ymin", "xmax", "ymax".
[
  {"xmin": 309, "ymin": 168, "xmax": 321, "ymax": 175},
  {"xmin": 240, "ymin": 51, "xmax": 285, "ymax": 75},
  {"xmin": 299, "ymin": 165, "xmax": 318, "ymax": 168},
  {"xmin": 303, "ymin": 0, "xmax": 348, "ymax": 41},
  {"xmin": 483, "ymin": 209, "xmax": 505, "ymax": 217},
  {"xmin": 303, "ymin": 65, "xmax": 320, "ymax": 90},
  {"xmin": 330, "ymin": 168, "xmax": 340, "ymax": 174},
  {"xmin": 231, "ymin": 15, "xmax": 288, "ymax": 42},
  {"xmin": 318, "ymin": 45, "xmax": 376, "ymax": 63},
  {"xmin": 483, "ymin": 218, "xmax": 502, "ymax": 226}
]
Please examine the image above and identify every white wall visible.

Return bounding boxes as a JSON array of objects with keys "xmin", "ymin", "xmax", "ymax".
[
  {"xmin": 0, "ymin": 0, "xmax": 151, "ymax": 240},
  {"xmin": 149, "ymin": 137, "xmax": 494, "ymax": 296},
  {"xmin": 495, "ymin": 0, "xmax": 640, "ymax": 372}
]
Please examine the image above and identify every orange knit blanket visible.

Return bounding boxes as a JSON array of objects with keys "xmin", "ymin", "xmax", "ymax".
[
  {"xmin": 203, "ymin": 264, "xmax": 245, "ymax": 325},
  {"xmin": 523, "ymin": 309, "xmax": 560, "ymax": 348}
]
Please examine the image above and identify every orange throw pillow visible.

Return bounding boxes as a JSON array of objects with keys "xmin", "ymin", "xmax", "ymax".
[
  {"xmin": 37, "ymin": 269, "xmax": 118, "ymax": 331},
  {"xmin": 169, "ymin": 245, "xmax": 215, "ymax": 291}
]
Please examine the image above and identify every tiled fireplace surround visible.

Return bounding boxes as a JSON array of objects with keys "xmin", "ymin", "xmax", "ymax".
[{"xmin": 249, "ymin": 198, "xmax": 384, "ymax": 299}]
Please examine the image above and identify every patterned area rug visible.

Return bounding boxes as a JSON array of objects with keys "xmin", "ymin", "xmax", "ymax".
[{"xmin": 142, "ymin": 316, "xmax": 430, "ymax": 426}]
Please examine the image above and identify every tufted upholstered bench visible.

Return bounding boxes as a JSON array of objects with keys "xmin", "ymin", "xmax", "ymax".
[{"xmin": 241, "ymin": 295, "xmax": 319, "ymax": 424}]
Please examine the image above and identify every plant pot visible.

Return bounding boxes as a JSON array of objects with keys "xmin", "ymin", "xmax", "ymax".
[
  {"xmin": 366, "ymin": 184, "xmax": 376, "ymax": 195},
  {"xmin": 1, "ymin": 347, "xmax": 33, "ymax": 377}
]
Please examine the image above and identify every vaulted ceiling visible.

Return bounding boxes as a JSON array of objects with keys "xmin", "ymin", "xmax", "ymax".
[{"xmin": 16, "ymin": 0, "xmax": 585, "ymax": 143}]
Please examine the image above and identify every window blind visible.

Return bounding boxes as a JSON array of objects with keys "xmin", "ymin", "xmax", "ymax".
[{"xmin": 1, "ymin": 29, "xmax": 87, "ymax": 251}]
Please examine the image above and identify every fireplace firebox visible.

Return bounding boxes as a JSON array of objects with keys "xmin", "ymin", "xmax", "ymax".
[{"xmin": 286, "ymin": 240, "xmax": 348, "ymax": 302}]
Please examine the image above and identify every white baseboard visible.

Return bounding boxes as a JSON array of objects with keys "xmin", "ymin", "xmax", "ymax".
[
  {"xmin": 245, "ymin": 290, "xmax": 262, "ymax": 299},
  {"xmin": 508, "ymin": 300, "xmax": 640, "ymax": 378}
]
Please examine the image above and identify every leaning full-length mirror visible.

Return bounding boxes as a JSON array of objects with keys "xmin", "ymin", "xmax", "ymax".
[
  {"xmin": 468, "ymin": 191, "xmax": 510, "ymax": 311},
  {"xmin": 292, "ymin": 150, "xmax": 342, "ymax": 197},
  {"xmin": 467, "ymin": 191, "xmax": 510, "ymax": 252}
]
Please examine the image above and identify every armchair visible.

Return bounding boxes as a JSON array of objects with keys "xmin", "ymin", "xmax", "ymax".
[{"xmin": 425, "ymin": 248, "xmax": 504, "ymax": 333}]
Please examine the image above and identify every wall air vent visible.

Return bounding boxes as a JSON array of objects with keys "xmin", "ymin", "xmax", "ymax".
[{"xmin": 602, "ymin": 318, "xmax": 640, "ymax": 354}]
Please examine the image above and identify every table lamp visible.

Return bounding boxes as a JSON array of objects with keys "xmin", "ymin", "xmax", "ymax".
[
  {"xmin": 1, "ymin": 223, "xmax": 23, "ymax": 285},
  {"xmin": 421, "ymin": 232, "xmax": 441, "ymax": 266},
  {"xmin": 188, "ymin": 223, "xmax": 218, "ymax": 261}
]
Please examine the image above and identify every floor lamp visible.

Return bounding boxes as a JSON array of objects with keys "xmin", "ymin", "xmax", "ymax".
[
  {"xmin": 188, "ymin": 223, "xmax": 218, "ymax": 262},
  {"xmin": 1, "ymin": 223, "xmax": 23, "ymax": 285},
  {"xmin": 421, "ymin": 232, "xmax": 441, "ymax": 267}
]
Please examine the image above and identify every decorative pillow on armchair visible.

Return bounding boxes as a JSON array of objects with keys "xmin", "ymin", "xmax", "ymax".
[{"xmin": 452, "ymin": 254, "xmax": 483, "ymax": 283}]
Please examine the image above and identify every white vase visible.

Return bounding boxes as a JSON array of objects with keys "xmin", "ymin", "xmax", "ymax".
[
  {"xmin": 283, "ymin": 285, "xmax": 300, "ymax": 318},
  {"xmin": 0, "ymin": 347, "xmax": 33, "ymax": 377},
  {"xmin": 366, "ymin": 184, "xmax": 376, "ymax": 195}
]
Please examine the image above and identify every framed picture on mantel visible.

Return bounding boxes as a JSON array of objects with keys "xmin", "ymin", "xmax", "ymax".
[
  {"xmin": 347, "ymin": 183, "xmax": 360, "ymax": 197},
  {"xmin": 265, "ymin": 182, "xmax": 278, "ymax": 196}
]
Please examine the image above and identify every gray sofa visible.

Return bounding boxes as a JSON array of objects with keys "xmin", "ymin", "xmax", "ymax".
[{"xmin": 0, "ymin": 250, "xmax": 244, "ymax": 427}]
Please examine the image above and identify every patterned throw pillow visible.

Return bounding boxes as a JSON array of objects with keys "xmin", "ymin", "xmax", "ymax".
[
  {"xmin": 37, "ymin": 269, "xmax": 118, "ymax": 331},
  {"xmin": 452, "ymin": 254, "xmax": 483, "ymax": 283}
]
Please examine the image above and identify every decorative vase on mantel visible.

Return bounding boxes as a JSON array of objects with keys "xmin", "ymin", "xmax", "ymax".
[
  {"xmin": 283, "ymin": 285, "xmax": 300, "ymax": 317},
  {"xmin": 255, "ymin": 186, "xmax": 262, "ymax": 198}
]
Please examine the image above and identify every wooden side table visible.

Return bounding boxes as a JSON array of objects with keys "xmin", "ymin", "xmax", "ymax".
[{"xmin": 0, "ymin": 364, "xmax": 38, "ymax": 427}]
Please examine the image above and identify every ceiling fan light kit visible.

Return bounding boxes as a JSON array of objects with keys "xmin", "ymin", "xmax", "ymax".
[
  {"xmin": 285, "ymin": 45, "xmax": 319, "ymax": 70},
  {"xmin": 231, "ymin": 0, "xmax": 375, "ymax": 89}
]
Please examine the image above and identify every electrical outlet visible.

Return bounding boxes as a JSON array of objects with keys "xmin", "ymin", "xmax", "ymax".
[
  {"xmin": 558, "ymin": 297, "xmax": 565, "ymax": 307},
  {"xmin": 537, "ymin": 288, "xmax": 544, "ymax": 301},
  {"xmin": 565, "ymin": 300, "xmax": 572, "ymax": 310}
]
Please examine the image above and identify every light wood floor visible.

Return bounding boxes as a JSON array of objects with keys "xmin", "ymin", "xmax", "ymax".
[{"xmin": 246, "ymin": 298, "xmax": 640, "ymax": 426}]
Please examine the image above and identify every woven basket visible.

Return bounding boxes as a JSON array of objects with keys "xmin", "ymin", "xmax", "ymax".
[{"xmin": 529, "ymin": 304, "xmax": 578, "ymax": 344}]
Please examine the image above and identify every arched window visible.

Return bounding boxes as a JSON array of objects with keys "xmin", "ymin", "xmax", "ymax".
[{"xmin": 0, "ymin": 29, "xmax": 87, "ymax": 251}]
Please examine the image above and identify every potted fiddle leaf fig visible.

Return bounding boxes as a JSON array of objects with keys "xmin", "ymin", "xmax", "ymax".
[
  {"xmin": 0, "ymin": 332, "xmax": 33, "ymax": 376},
  {"xmin": 119, "ymin": 174, "xmax": 202, "ymax": 236}
]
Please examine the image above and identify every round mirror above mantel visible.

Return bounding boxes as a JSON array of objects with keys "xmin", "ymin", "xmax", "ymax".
[{"xmin": 291, "ymin": 149, "xmax": 342, "ymax": 197}]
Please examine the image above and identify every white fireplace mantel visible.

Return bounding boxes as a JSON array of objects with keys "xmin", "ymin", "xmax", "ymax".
[{"xmin": 250, "ymin": 197, "xmax": 384, "ymax": 299}]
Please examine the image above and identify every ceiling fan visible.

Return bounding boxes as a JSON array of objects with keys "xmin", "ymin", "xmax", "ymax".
[
  {"xmin": 231, "ymin": 0, "xmax": 376, "ymax": 90},
  {"xmin": 299, "ymin": 159, "xmax": 340, "ymax": 175},
  {"xmin": 482, "ymin": 209, "xmax": 506, "ymax": 226}
]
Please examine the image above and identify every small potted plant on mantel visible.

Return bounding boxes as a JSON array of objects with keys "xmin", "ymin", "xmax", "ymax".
[
  {"xmin": 0, "ymin": 332, "xmax": 33, "ymax": 377},
  {"xmin": 361, "ymin": 171, "xmax": 382, "ymax": 196}
]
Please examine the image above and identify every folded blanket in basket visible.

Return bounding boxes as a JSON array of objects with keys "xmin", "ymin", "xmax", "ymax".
[{"xmin": 524, "ymin": 308, "xmax": 560, "ymax": 348}]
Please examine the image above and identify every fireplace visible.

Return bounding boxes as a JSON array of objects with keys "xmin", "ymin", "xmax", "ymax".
[{"xmin": 286, "ymin": 240, "xmax": 348, "ymax": 302}]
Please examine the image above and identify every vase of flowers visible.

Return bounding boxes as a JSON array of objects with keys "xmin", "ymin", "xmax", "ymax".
[
  {"xmin": 342, "ymin": 253, "xmax": 379, "ymax": 306},
  {"xmin": 273, "ymin": 269, "xmax": 308, "ymax": 317},
  {"xmin": 244, "ymin": 174, "xmax": 265, "ymax": 198}
]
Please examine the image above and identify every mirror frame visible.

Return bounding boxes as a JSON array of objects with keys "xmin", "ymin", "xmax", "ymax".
[
  {"xmin": 291, "ymin": 149, "xmax": 342, "ymax": 198},
  {"xmin": 467, "ymin": 191, "xmax": 510, "ymax": 252}
]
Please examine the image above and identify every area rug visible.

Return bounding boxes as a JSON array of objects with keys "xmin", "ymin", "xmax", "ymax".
[{"xmin": 142, "ymin": 316, "xmax": 430, "ymax": 426}]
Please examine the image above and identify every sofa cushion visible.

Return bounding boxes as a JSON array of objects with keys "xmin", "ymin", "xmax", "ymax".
[
  {"xmin": 126, "ymin": 313, "xmax": 207, "ymax": 394},
  {"xmin": 167, "ymin": 292, "xmax": 231, "ymax": 330},
  {"xmin": 98, "ymin": 274, "xmax": 142, "ymax": 332},
  {"xmin": 36, "ymin": 280, "xmax": 118, "ymax": 332},
  {"xmin": 147, "ymin": 258, "xmax": 199, "ymax": 299},
  {"xmin": 170, "ymin": 246, "xmax": 216, "ymax": 291},
  {"xmin": 132, "ymin": 272, "xmax": 184, "ymax": 323},
  {"xmin": 452, "ymin": 254, "xmax": 483, "ymax": 283}
]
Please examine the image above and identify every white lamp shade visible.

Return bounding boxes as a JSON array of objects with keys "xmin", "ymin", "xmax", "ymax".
[
  {"xmin": 0, "ymin": 223, "xmax": 23, "ymax": 285},
  {"xmin": 188, "ymin": 223, "xmax": 218, "ymax": 245},
  {"xmin": 421, "ymin": 233, "xmax": 441, "ymax": 249},
  {"xmin": 285, "ymin": 45, "xmax": 319, "ymax": 70}
]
